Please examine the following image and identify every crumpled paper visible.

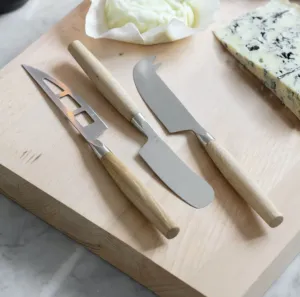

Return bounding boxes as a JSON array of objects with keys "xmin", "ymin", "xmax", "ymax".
[{"xmin": 85, "ymin": 0, "xmax": 220, "ymax": 45}]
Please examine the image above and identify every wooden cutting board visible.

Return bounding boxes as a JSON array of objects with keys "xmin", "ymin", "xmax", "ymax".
[{"xmin": 1, "ymin": 1, "xmax": 300, "ymax": 296}]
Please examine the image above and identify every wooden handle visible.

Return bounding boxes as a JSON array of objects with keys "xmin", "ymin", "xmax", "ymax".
[
  {"xmin": 205, "ymin": 140, "xmax": 283, "ymax": 228},
  {"xmin": 101, "ymin": 152, "xmax": 180, "ymax": 239},
  {"xmin": 68, "ymin": 40, "xmax": 139, "ymax": 121}
]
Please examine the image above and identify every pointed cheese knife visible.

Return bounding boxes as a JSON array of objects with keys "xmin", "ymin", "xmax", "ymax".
[
  {"xmin": 23, "ymin": 65, "xmax": 179, "ymax": 239},
  {"xmin": 133, "ymin": 56, "xmax": 283, "ymax": 228},
  {"xmin": 68, "ymin": 40, "xmax": 214, "ymax": 209}
]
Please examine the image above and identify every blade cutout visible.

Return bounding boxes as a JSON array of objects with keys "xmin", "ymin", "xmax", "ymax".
[
  {"xmin": 43, "ymin": 78, "xmax": 63, "ymax": 95},
  {"xmin": 61, "ymin": 95, "xmax": 81, "ymax": 112},
  {"xmin": 75, "ymin": 111, "xmax": 94, "ymax": 127}
]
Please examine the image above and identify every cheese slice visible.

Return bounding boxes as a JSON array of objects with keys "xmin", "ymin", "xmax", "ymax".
[{"xmin": 214, "ymin": 0, "xmax": 300, "ymax": 119}]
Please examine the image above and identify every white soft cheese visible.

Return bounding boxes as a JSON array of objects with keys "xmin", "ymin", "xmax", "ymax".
[{"xmin": 105, "ymin": 0, "xmax": 199, "ymax": 33}]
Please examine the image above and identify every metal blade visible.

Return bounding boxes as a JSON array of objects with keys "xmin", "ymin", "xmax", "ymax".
[
  {"xmin": 140, "ymin": 125, "xmax": 214, "ymax": 208},
  {"xmin": 133, "ymin": 57, "xmax": 215, "ymax": 208},
  {"xmin": 133, "ymin": 57, "xmax": 208, "ymax": 137},
  {"xmin": 22, "ymin": 65, "xmax": 107, "ymax": 144},
  {"xmin": 132, "ymin": 111, "xmax": 214, "ymax": 208}
]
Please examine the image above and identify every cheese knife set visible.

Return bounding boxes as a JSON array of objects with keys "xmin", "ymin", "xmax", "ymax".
[
  {"xmin": 24, "ymin": 0, "xmax": 300, "ymax": 241},
  {"xmin": 22, "ymin": 35, "xmax": 284, "ymax": 239}
]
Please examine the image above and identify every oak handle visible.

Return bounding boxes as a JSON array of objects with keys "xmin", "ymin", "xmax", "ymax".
[
  {"xmin": 101, "ymin": 152, "xmax": 179, "ymax": 239},
  {"xmin": 68, "ymin": 40, "xmax": 139, "ymax": 121},
  {"xmin": 205, "ymin": 140, "xmax": 283, "ymax": 228}
]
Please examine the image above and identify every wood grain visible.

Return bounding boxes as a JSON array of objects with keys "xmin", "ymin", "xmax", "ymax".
[
  {"xmin": 205, "ymin": 140, "xmax": 283, "ymax": 228},
  {"xmin": 1, "ymin": 1, "xmax": 300, "ymax": 297},
  {"xmin": 101, "ymin": 152, "xmax": 179, "ymax": 239},
  {"xmin": 68, "ymin": 40, "xmax": 140, "ymax": 121}
]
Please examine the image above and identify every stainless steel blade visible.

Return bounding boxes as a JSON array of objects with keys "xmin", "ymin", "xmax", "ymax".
[
  {"xmin": 133, "ymin": 57, "xmax": 213, "ymax": 144},
  {"xmin": 133, "ymin": 57, "xmax": 216, "ymax": 208},
  {"xmin": 132, "ymin": 113, "xmax": 214, "ymax": 208},
  {"xmin": 22, "ymin": 65, "xmax": 108, "ymax": 145}
]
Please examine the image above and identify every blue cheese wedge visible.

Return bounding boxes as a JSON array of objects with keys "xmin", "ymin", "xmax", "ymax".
[{"xmin": 214, "ymin": 0, "xmax": 300, "ymax": 119}]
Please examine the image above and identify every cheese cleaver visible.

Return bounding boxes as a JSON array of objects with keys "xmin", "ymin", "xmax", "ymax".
[
  {"xmin": 133, "ymin": 56, "xmax": 283, "ymax": 228},
  {"xmin": 22, "ymin": 65, "xmax": 180, "ymax": 239},
  {"xmin": 68, "ymin": 40, "xmax": 214, "ymax": 209}
]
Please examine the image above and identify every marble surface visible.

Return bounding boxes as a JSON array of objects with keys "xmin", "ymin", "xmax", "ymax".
[{"xmin": 0, "ymin": 1, "xmax": 299, "ymax": 296}]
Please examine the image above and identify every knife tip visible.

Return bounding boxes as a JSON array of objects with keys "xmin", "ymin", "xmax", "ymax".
[
  {"xmin": 146, "ymin": 55, "xmax": 156, "ymax": 64},
  {"xmin": 22, "ymin": 65, "xmax": 39, "ymax": 78},
  {"xmin": 22, "ymin": 64, "xmax": 31, "ymax": 72}
]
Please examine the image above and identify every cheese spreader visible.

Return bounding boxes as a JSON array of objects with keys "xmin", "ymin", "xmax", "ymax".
[
  {"xmin": 22, "ymin": 65, "xmax": 179, "ymax": 239},
  {"xmin": 68, "ymin": 40, "xmax": 214, "ymax": 209},
  {"xmin": 133, "ymin": 57, "xmax": 284, "ymax": 228}
]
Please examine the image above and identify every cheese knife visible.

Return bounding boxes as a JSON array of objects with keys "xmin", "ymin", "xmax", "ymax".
[
  {"xmin": 133, "ymin": 56, "xmax": 283, "ymax": 228},
  {"xmin": 68, "ymin": 40, "xmax": 214, "ymax": 209},
  {"xmin": 22, "ymin": 64, "xmax": 180, "ymax": 239}
]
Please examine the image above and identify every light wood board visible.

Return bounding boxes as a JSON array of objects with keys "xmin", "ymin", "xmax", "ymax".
[{"xmin": 1, "ymin": 1, "xmax": 300, "ymax": 296}]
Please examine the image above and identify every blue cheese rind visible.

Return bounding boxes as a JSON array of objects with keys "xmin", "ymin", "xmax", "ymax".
[{"xmin": 214, "ymin": 0, "xmax": 300, "ymax": 119}]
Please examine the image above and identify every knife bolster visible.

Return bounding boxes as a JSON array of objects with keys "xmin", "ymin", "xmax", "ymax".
[
  {"xmin": 131, "ymin": 112, "xmax": 156, "ymax": 138},
  {"xmin": 196, "ymin": 132, "xmax": 215, "ymax": 145},
  {"xmin": 131, "ymin": 112, "xmax": 146, "ymax": 132},
  {"xmin": 90, "ymin": 141, "xmax": 110, "ymax": 159}
]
